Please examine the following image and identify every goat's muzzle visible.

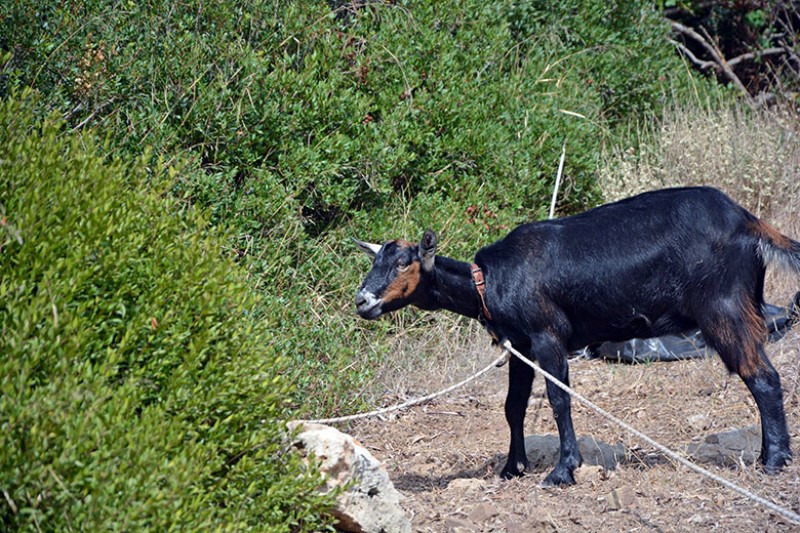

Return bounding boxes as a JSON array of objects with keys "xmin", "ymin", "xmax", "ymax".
[{"xmin": 355, "ymin": 290, "xmax": 382, "ymax": 319}]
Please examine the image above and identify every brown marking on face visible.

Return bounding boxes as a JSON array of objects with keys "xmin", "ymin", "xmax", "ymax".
[
  {"xmin": 382, "ymin": 261, "xmax": 421, "ymax": 303},
  {"xmin": 748, "ymin": 219, "xmax": 791, "ymax": 249},
  {"xmin": 396, "ymin": 239, "xmax": 415, "ymax": 248}
]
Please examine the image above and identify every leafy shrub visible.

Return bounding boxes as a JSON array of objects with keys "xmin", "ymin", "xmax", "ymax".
[
  {"xmin": 0, "ymin": 94, "xmax": 333, "ymax": 531},
  {"xmin": 2, "ymin": 0, "xmax": 705, "ymax": 251},
  {"xmin": 0, "ymin": 0, "xmax": 718, "ymax": 488}
]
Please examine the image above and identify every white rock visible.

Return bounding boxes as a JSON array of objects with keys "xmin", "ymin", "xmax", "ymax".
[
  {"xmin": 447, "ymin": 478, "xmax": 485, "ymax": 493},
  {"xmin": 288, "ymin": 421, "xmax": 412, "ymax": 533},
  {"xmin": 687, "ymin": 414, "xmax": 711, "ymax": 431}
]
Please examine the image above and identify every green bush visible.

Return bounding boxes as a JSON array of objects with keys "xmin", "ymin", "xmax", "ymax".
[
  {"xmin": 0, "ymin": 1, "xmax": 723, "ymax": 527},
  {"xmin": 2, "ymin": 0, "xmax": 705, "ymax": 248},
  {"xmin": 0, "ymin": 94, "xmax": 333, "ymax": 531},
  {"xmin": 0, "ymin": 0, "xmax": 718, "ymax": 419}
]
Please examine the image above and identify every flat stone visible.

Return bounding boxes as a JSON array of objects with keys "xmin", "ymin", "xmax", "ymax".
[
  {"xmin": 686, "ymin": 425, "xmax": 760, "ymax": 466},
  {"xmin": 523, "ymin": 434, "xmax": 627, "ymax": 471}
]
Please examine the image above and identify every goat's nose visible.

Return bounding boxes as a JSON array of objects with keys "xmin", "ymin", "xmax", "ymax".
[{"xmin": 354, "ymin": 290, "xmax": 381, "ymax": 319}]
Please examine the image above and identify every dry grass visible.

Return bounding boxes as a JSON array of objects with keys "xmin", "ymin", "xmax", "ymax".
[
  {"xmin": 600, "ymin": 102, "xmax": 800, "ymax": 220},
  {"xmin": 368, "ymin": 314, "xmax": 495, "ymax": 400}
]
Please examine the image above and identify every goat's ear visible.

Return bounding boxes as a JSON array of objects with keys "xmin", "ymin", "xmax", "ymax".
[
  {"xmin": 419, "ymin": 229, "xmax": 437, "ymax": 272},
  {"xmin": 351, "ymin": 237, "xmax": 381, "ymax": 258}
]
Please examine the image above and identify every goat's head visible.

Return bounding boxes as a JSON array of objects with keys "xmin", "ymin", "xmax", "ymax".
[{"xmin": 353, "ymin": 230, "xmax": 437, "ymax": 319}]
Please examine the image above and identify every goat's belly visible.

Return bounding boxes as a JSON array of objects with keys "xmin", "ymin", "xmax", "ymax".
[{"xmin": 566, "ymin": 311, "xmax": 697, "ymax": 350}]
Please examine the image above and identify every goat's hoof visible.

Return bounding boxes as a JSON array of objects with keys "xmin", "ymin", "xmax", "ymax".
[
  {"xmin": 500, "ymin": 462, "xmax": 527, "ymax": 480},
  {"xmin": 761, "ymin": 462, "xmax": 786, "ymax": 475},
  {"xmin": 541, "ymin": 468, "xmax": 576, "ymax": 487},
  {"xmin": 761, "ymin": 451, "xmax": 792, "ymax": 474}
]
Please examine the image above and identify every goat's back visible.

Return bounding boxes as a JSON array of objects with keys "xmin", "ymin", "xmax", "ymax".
[{"xmin": 474, "ymin": 187, "xmax": 772, "ymax": 347}]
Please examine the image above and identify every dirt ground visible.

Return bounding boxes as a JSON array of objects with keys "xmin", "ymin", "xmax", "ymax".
[{"xmin": 350, "ymin": 323, "xmax": 800, "ymax": 532}]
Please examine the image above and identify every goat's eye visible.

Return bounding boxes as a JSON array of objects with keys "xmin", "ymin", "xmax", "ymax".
[{"xmin": 397, "ymin": 262, "xmax": 410, "ymax": 273}]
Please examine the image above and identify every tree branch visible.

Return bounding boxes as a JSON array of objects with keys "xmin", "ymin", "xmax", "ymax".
[
  {"xmin": 669, "ymin": 20, "xmax": 752, "ymax": 99},
  {"xmin": 669, "ymin": 39, "xmax": 718, "ymax": 71},
  {"xmin": 727, "ymin": 47, "xmax": 793, "ymax": 68}
]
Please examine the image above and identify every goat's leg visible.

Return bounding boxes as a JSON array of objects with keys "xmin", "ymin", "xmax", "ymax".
[
  {"xmin": 501, "ymin": 354, "xmax": 535, "ymax": 479},
  {"xmin": 700, "ymin": 310, "xmax": 792, "ymax": 471},
  {"xmin": 538, "ymin": 342, "xmax": 582, "ymax": 486},
  {"xmin": 741, "ymin": 352, "xmax": 792, "ymax": 471}
]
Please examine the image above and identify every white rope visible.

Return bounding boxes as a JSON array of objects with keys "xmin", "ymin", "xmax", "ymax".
[
  {"xmin": 501, "ymin": 340, "xmax": 800, "ymax": 525},
  {"xmin": 302, "ymin": 352, "xmax": 508, "ymax": 425}
]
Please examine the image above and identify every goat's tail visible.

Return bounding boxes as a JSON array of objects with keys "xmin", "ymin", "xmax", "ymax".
[{"xmin": 751, "ymin": 219, "xmax": 800, "ymax": 275}]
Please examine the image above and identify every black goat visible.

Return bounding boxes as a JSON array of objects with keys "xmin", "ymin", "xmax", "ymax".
[{"xmin": 354, "ymin": 186, "xmax": 798, "ymax": 486}]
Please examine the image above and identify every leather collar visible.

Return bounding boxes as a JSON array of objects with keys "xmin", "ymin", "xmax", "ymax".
[{"xmin": 470, "ymin": 263, "xmax": 493, "ymax": 322}]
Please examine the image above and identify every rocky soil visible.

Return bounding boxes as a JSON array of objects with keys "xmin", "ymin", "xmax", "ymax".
[{"xmin": 349, "ymin": 328, "xmax": 800, "ymax": 532}]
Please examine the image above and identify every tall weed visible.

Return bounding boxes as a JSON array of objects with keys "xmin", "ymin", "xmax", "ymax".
[{"xmin": 600, "ymin": 101, "xmax": 800, "ymax": 218}]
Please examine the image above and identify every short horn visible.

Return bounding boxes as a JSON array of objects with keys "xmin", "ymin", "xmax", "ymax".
[{"xmin": 352, "ymin": 237, "xmax": 382, "ymax": 258}]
